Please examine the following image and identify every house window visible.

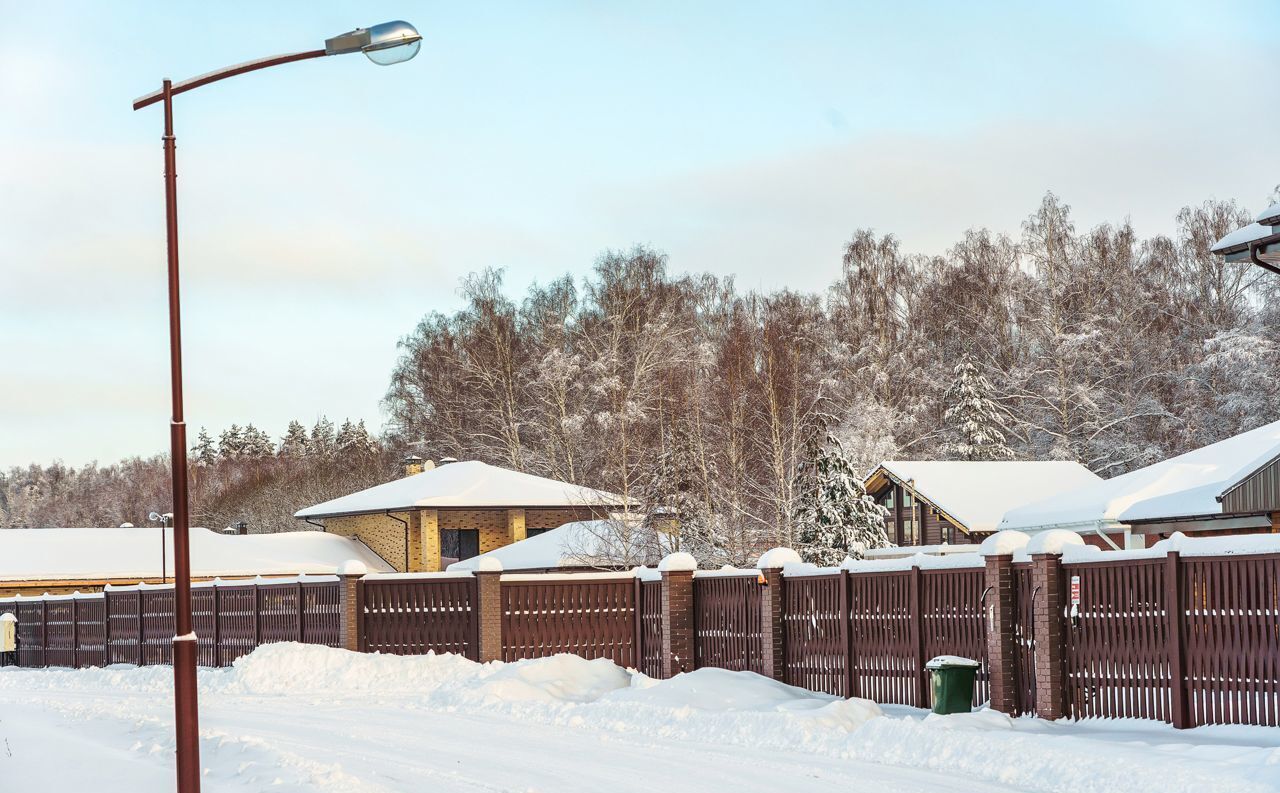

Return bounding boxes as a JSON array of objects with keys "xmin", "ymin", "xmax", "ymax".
[
  {"xmin": 883, "ymin": 490, "xmax": 896, "ymax": 510},
  {"xmin": 904, "ymin": 518, "xmax": 918, "ymax": 546},
  {"xmin": 526, "ymin": 528, "xmax": 551, "ymax": 539},
  {"xmin": 441, "ymin": 529, "xmax": 479, "ymax": 561}
]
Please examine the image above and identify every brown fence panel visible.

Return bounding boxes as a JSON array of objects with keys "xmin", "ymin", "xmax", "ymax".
[
  {"xmin": 783, "ymin": 573, "xmax": 847, "ymax": 696},
  {"xmin": 106, "ymin": 590, "xmax": 141, "ymax": 666},
  {"xmin": 1063, "ymin": 558, "xmax": 1170, "ymax": 721},
  {"xmin": 141, "ymin": 589, "xmax": 175, "ymax": 666},
  {"xmin": 216, "ymin": 585, "xmax": 259, "ymax": 665},
  {"xmin": 301, "ymin": 581, "xmax": 343, "ymax": 648},
  {"xmin": 693, "ymin": 574, "xmax": 763, "ymax": 673},
  {"xmin": 258, "ymin": 583, "xmax": 302, "ymax": 645},
  {"xmin": 502, "ymin": 577, "xmax": 635, "ymax": 666},
  {"xmin": 637, "ymin": 579, "xmax": 664, "ymax": 678},
  {"xmin": 16, "ymin": 601, "xmax": 45, "ymax": 667},
  {"xmin": 848, "ymin": 571, "xmax": 917, "ymax": 705},
  {"xmin": 362, "ymin": 577, "xmax": 477, "ymax": 659},
  {"xmin": 192, "ymin": 588, "xmax": 219, "ymax": 667},
  {"xmin": 1012, "ymin": 562, "xmax": 1037, "ymax": 715},
  {"xmin": 921, "ymin": 568, "xmax": 988, "ymax": 706},
  {"xmin": 44, "ymin": 599, "xmax": 76, "ymax": 668},
  {"xmin": 74, "ymin": 597, "xmax": 107, "ymax": 669},
  {"xmin": 1182, "ymin": 554, "xmax": 1280, "ymax": 727}
]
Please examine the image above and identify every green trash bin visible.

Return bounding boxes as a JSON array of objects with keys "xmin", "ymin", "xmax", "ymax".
[{"xmin": 925, "ymin": 655, "xmax": 980, "ymax": 715}]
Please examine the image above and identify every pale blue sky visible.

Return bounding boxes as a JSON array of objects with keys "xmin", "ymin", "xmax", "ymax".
[{"xmin": 2, "ymin": 1, "xmax": 1277, "ymax": 467}]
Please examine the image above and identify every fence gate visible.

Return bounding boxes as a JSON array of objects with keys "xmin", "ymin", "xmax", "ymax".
[
  {"xmin": 636, "ymin": 579, "xmax": 664, "ymax": 678},
  {"xmin": 361, "ymin": 576, "xmax": 478, "ymax": 659},
  {"xmin": 782, "ymin": 573, "xmax": 848, "ymax": 696},
  {"xmin": 693, "ymin": 574, "xmax": 763, "ymax": 674},
  {"xmin": 1011, "ymin": 563, "xmax": 1037, "ymax": 715},
  {"xmin": 502, "ymin": 577, "xmax": 635, "ymax": 667}
]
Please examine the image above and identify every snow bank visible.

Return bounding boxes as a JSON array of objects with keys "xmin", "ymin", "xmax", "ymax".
[
  {"xmin": 979, "ymin": 530, "xmax": 1030, "ymax": 556},
  {"xmin": 4, "ymin": 643, "xmax": 1278, "ymax": 793}
]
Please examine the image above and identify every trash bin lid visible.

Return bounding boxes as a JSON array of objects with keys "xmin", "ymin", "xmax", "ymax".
[{"xmin": 926, "ymin": 655, "xmax": 981, "ymax": 670}]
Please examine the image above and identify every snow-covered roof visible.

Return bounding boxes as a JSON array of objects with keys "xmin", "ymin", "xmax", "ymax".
[
  {"xmin": 1256, "ymin": 203, "xmax": 1280, "ymax": 226},
  {"xmin": 1211, "ymin": 221, "xmax": 1279, "ymax": 254},
  {"xmin": 295, "ymin": 461, "xmax": 625, "ymax": 519},
  {"xmin": 868, "ymin": 461, "xmax": 1102, "ymax": 534},
  {"xmin": 1000, "ymin": 419, "xmax": 1280, "ymax": 533},
  {"xmin": 0, "ymin": 527, "xmax": 394, "ymax": 582},
  {"xmin": 447, "ymin": 519, "xmax": 646, "ymax": 572}
]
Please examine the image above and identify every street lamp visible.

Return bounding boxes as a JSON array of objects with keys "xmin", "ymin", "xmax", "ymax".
[
  {"xmin": 131, "ymin": 21, "xmax": 420, "ymax": 793},
  {"xmin": 1211, "ymin": 202, "xmax": 1280, "ymax": 274}
]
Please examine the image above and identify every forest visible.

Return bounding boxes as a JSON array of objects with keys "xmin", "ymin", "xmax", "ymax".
[{"xmin": 4, "ymin": 191, "xmax": 1278, "ymax": 559}]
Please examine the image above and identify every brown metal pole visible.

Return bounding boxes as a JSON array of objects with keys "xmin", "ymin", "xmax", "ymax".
[{"xmin": 162, "ymin": 78, "xmax": 202, "ymax": 793}]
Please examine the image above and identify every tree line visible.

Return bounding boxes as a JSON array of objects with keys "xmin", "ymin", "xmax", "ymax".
[{"xmin": 3, "ymin": 190, "xmax": 1277, "ymax": 562}]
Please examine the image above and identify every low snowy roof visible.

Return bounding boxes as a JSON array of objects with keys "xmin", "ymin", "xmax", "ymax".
[
  {"xmin": 1211, "ymin": 221, "xmax": 1279, "ymax": 254},
  {"xmin": 447, "ymin": 519, "xmax": 649, "ymax": 572},
  {"xmin": 1000, "ymin": 419, "xmax": 1280, "ymax": 532},
  {"xmin": 1256, "ymin": 203, "xmax": 1280, "ymax": 225},
  {"xmin": 0, "ymin": 527, "xmax": 394, "ymax": 582},
  {"xmin": 868, "ymin": 461, "xmax": 1102, "ymax": 534},
  {"xmin": 295, "ymin": 461, "xmax": 625, "ymax": 519}
]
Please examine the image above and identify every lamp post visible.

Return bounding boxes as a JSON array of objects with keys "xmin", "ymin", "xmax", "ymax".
[{"xmin": 131, "ymin": 21, "xmax": 421, "ymax": 793}]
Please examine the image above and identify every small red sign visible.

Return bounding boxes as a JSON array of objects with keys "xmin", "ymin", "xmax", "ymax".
[{"xmin": 1070, "ymin": 575, "xmax": 1081, "ymax": 606}]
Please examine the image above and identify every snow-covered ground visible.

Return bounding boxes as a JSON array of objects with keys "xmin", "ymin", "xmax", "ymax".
[{"xmin": 2, "ymin": 644, "xmax": 1277, "ymax": 792}]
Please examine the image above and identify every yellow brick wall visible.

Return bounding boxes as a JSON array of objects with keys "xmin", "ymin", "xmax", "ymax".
[
  {"xmin": 325, "ymin": 512, "xmax": 411, "ymax": 572},
  {"xmin": 526, "ymin": 507, "xmax": 610, "ymax": 529},
  {"xmin": 507, "ymin": 508, "xmax": 526, "ymax": 544},
  {"xmin": 438, "ymin": 509, "xmax": 508, "ymax": 531}
]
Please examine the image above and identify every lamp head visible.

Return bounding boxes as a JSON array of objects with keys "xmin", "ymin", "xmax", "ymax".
[{"xmin": 325, "ymin": 20, "xmax": 422, "ymax": 65}]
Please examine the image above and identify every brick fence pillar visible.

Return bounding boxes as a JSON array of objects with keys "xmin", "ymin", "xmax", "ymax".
[
  {"xmin": 660, "ymin": 552, "xmax": 696, "ymax": 677},
  {"xmin": 474, "ymin": 560, "xmax": 504, "ymax": 663},
  {"xmin": 1031, "ymin": 551, "xmax": 1067, "ymax": 720},
  {"xmin": 337, "ymin": 560, "xmax": 367, "ymax": 653},
  {"xmin": 983, "ymin": 553, "xmax": 1018, "ymax": 715},
  {"xmin": 757, "ymin": 548, "xmax": 799, "ymax": 682}
]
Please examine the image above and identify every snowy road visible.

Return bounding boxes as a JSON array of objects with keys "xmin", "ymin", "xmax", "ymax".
[{"xmin": 2, "ymin": 644, "xmax": 1277, "ymax": 793}]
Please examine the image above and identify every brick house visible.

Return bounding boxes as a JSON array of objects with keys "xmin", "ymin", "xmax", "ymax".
[
  {"xmin": 294, "ymin": 459, "xmax": 626, "ymax": 572},
  {"xmin": 863, "ymin": 461, "xmax": 1102, "ymax": 547}
]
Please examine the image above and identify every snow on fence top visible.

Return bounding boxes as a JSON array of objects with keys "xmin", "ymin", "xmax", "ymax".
[
  {"xmin": 1000, "ymin": 418, "xmax": 1280, "ymax": 533},
  {"xmin": 870, "ymin": 460, "xmax": 1101, "ymax": 534},
  {"xmin": 295, "ymin": 460, "xmax": 624, "ymax": 519},
  {"xmin": 1057, "ymin": 531, "xmax": 1280, "ymax": 563},
  {"xmin": 782, "ymin": 551, "xmax": 985, "ymax": 577},
  {"xmin": 0, "ymin": 527, "xmax": 393, "ymax": 582}
]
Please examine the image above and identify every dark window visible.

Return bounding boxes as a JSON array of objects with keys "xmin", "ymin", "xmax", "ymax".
[
  {"xmin": 526, "ymin": 528, "xmax": 552, "ymax": 539},
  {"xmin": 441, "ymin": 529, "xmax": 480, "ymax": 560}
]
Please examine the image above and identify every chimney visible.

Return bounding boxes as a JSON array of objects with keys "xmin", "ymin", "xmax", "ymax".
[
  {"xmin": 224, "ymin": 521, "xmax": 249, "ymax": 536},
  {"xmin": 403, "ymin": 455, "xmax": 426, "ymax": 477},
  {"xmin": 438, "ymin": 456, "xmax": 458, "ymax": 466}
]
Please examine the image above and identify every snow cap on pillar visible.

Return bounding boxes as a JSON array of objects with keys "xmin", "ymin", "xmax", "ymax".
[
  {"xmin": 1025, "ymin": 529, "xmax": 1084, "ymax": 555},
  {"xmin": 756, "ymin": 547, "xmax": 802, "ymax": 569},
  {"xmin": 337, "ymin": 559, "xmax": 369, "ymax": 576},
  {"xmin": 658, "ymin": 551, "xmax": 697, "ymax": 572},
  {"xmin": 978, "ymin": 530, "xmax": 1030, "ymax": 557},
  {"xmin": 474, "ymin": 556, "xmax": 503, "ymax": 572}
]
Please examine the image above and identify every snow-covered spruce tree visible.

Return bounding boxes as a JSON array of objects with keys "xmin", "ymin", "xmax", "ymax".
[
  {"xmin": 191, "ymin": 428, "xmax": 218, "ymax": 467},
  {"xmin": 792, "ymin": 432, "xmax": 890, "ymax": 565},
  {"xmin": 277, "ymin": 420, "xmax": 309, "ymax": 458},
  {"xmin": 218, "ymin": 424, "xmax": 245, "ymax": 461},
  {"xmin": 337, "ymin": 419, "xmax": 380, "ymax": 457},
  {"xmin": 942, "ymin": 355, "xmax": 1014, "ymax": 461},
  {"xmin": 309, "ymin": 417, "xmax": 337, "ymax": 459},
  {"xmin": 642, "ymin": 423, "xmax": 727, "ymax": 565},
  {"xmin": 241, "ymin": 424, "xmax": 275, "ymax": 460}
]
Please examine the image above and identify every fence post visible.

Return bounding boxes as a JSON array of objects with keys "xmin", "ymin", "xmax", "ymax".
[
  {"xmin": 41, "ymin": 598, "xmax": 48, "ymax": 668},
  {"xmin": 296, "ymin": 580, "xmax": 305, "ymax": 643},
  {"xmin": 212, "ymin": 582, "xmax": 222, "ymax": 667},
  {"xmin": 136, "ymin": 589, "xmax": 143, "ymax": 666},
  {"xmin": 337, "ymin": 561, "xmax": 367, "ymax": 653},
  {"xmin": 840, "ymin": 569, "xmax": 855, "ymax": 698},
  {"xmin": 1165, "ymin": 551, "xmax": 1191, "ymax": 729},
  {"xmin": 103, "ymin": 588, "xmax": 112, "ymax": 666},
  {"xmin": 71, "ymin": 595, "xmax": 79, "ymax": 669},
  {"xmin": 474, "ymin": 559, "xmax": 504, "ymax": 663},
  {"xmin": 660, "ymin": 553, "xmax": 696, "ymax": 678},
  {"xmin": 1031, "ymin": 551, "xmax": 1068, "ymax": 720},
  {"xmin": 909, "ymin": 564, "xmax": 928, "ymax": 708},
  {"xmin": 983, "ymin": 552, "xmax": 1018, "ymax": 715},
  {"xmin": 757, "ymin": 548, "xmax": 798, "ymax": 683}
]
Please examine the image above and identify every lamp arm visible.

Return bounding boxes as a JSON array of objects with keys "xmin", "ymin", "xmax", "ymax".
[{"xmin": 132, "ymin": 49, "xmax": 328, "ymax": 110}]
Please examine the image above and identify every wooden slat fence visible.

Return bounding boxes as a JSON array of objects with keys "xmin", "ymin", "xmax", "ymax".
[
  {"xmin": 848, "ymin": 570, "xmax": 917, "ymax": 705},
  {"xmin": 5, "ymin": 578, "xmax": 343, "ymax": 669},
  {"xmin": 361, "ymin": 576, "xmax": 477, "ymax": 659},
  {"xmin": 783, "ymin": 573, "xmax": 848, "ymax": 696},
  {"xmin": 1012, "ymin": 562, "xmax": 1037, "ymax": 715},
  {"xmin": 1062, "ymin": 558, "xmax": 1171, "ymax": 721},
  {"xmin": 502, "ymin": 577, "xmax": 635, "ymax": 666},
  {"xmin": 1181, "ymin": 554, "xmax": 1280, "ymax": 727},
  {"xmin": 636, "ymin": 579, "xmax": 664, "ymax": 678},
  {"xmin": 921, "ymin": 568, "xmax": 988, "ymax": 707},
  {"xmin": 693, "ymin": 574, "xmax": 764, "ymax": 673}
]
